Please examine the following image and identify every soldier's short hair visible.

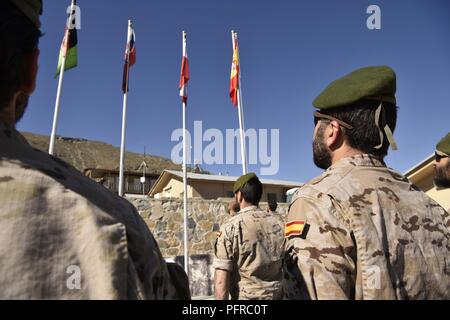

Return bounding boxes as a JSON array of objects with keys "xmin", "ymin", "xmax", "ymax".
[
  {"xmin": 240, "ymin": 177, "xmax": 263, "ymax": 206},
  {"xmin": 0, "ymin": 1, "xmax": 42, "ymax": 111},
  {"xmin": 321, "ymin": 100, "xmax": 398, "ymax": 158},
  {"xmin": 268, "ymin": 200, "xmax": 277, "ymax": 212}
]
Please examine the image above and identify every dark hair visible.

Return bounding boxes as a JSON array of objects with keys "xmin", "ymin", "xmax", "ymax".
[
  {"xmin": 240, "ymin": 178, "xmax": 263, "ymax": 206},
  {"xmin": 268, "ymin": 200, "xmax": 277, "ymax": 212},
  {"xmin": 0, "ymin": 2, "xmax": 42, "ymax": 111},
  {"xmin": 230, "ymin": 202, "xmax": 240, "ymax": 214},
  {"xmin": 322, "ymin": 100, "xmax": 398, "ymax": 158}
]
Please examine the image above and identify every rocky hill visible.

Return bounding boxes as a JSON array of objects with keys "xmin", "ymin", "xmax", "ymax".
[{"xmin": 22, "ymin": 132, "xmax": 181, "ymax": 175}]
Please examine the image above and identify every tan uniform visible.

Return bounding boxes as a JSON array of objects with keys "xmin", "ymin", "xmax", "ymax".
[
  {"xmin": 283, "ymin": 154, "xmax": 450, "ymax": 300},
  {"xmin": 213, "ymin": 206, "xmax": 285, "ymax": 300},
  {"xmin": 0, "ymin": 124, "xmax": 179, "ymax": 299}
]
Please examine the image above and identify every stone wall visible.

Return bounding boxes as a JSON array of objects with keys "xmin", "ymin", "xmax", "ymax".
[
  {"xmin": 126, "ymin": 197, "xmax": 289, "ymax": 297},
  {"xmin": 127, "ymin": 197, "xmax": 289, "ymax": 257}
]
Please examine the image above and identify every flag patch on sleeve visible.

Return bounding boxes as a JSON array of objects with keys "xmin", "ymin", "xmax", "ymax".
[{"xmin": 285, "ymin": 221, "xmax": 306, "ymax": 238}]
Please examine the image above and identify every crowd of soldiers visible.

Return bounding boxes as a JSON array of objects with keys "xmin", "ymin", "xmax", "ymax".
[{"xmin": 0, "ymin": 0, "xmax": 449, "ymax": 300}]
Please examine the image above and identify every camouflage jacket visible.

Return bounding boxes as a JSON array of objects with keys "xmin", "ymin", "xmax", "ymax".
[
  {"xmin": 283, "ymin": 154, "xmax": 450, "ymax": 300},
  {"xmin": 0, "ymin": 124, "xmax": 179, "ymax": 299},
  {"xmin": 213, "ymin": 206, "xmax": 285, "ymax": 300}
]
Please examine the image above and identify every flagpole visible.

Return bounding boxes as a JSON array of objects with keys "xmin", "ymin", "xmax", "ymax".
[
  {"xmin": 232, "ymin": 31, "xmax": 248, "ymax": 175},
  {"xmin": 182, "ymin": 31, "xmax": 189, "ymax": 276},
  {"xmin": 49, "ymin": 0, "xmax": 76, "ymax": 156},
  {"xmin": 49, "ymin": 54, "xmax": 66, "ymax": 155},
  {"xmin": 119, "ymin": 19, "xmax": 132, "ymax": 197}
]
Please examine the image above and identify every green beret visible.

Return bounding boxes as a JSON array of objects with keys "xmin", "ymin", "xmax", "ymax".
[
  {"xmin": 313, "ymin": 66, "xmax": 397, "ymax": 110},
  {"xmin": 233, "ymin": 173, "xmax": 258, "ymax": 194},
  {"xmin": 9, "ymin": 0, "xmax": 43, "ymax": 29},
  {"xmin": 436, "ymin": 133, "xmax": 450, "ymax": 156}
]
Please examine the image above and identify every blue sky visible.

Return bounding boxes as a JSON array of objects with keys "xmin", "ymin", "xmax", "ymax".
[{"xmin": 18, "ymin": 0, "xmax": 450, "ymax": 183}]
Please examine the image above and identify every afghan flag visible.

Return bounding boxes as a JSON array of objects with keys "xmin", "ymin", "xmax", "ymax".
[
  {"xmin": 230, "ymin": 33, "xmax": 240, "ymax": 107},
  {"xmin": 122, "ymin": 23, "xmax": 136, "ymax": 93},
  {"xmin": 179, "ymin": 32, "xmax": 190, "ymax": 104},
  {"xmin": 55, "ymin": 1, "xmax": 78, "ymax": 78}
]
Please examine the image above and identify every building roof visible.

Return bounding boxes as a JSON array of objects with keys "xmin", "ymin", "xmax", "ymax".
[
  {"xmin": 150, "ymin": 170, "xmax": 303, "ymax": 196},
  {"xmin": 404, "ymin": 154, "xmax": 434, "ymax": 183}
]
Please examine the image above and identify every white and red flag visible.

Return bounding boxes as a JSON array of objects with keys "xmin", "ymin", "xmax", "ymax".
[
  {"xmin": 179, "ymin": 32, "xmax": 190, "ymax": 104},
  {"xmin": 122, "ymin": 22, "xmax": 136, "ymax": 93}
]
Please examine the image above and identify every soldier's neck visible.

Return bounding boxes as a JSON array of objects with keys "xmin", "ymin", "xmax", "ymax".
[
  {"xmin": 331, "ymin": 147, "xmax": 364, "ymax": 166},
  {"xmin": 240, "ymin": 202, "xmax": 256, "ymax": 210}
]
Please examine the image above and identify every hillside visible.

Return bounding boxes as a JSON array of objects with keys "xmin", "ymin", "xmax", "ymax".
[{"xmin": 22, "ymin": 132, "xmax": 181, "ymax": 175}]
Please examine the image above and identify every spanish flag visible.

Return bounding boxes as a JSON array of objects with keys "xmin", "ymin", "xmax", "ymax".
[
  {"xmin": 55, "ymin": 0, "xmax": 78, "ymax": 77},
  {"xmin": 229, "ymin": 33, "xmax": 240, "ymax": 107},
  {"xmin": 285, "ymin": 221, "xmax": 306, "ymax": 238}
]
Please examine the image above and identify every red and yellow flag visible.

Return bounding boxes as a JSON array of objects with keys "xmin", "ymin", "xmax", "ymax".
[
  {"xmin": 285, "ymin": 221, "xmax": 306, "ymax": 238},
  {"xmin": 229, "ymin": 34, "xmax": 240, "ymax": 107}
]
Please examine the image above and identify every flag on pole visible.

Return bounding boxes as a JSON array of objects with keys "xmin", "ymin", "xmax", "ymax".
[
  {"xmin": 179, "ymin": 32, "xmax": 190, "ymax": 104},
  {"xmin": 55, "ymin": 1, "xmax": 78, "ymax": 78},
  {"xmin": 230, "ymin": 33, "xmax": 240, "ymax": 107},
  {"xmin": 122, "ymin": 23, "xmax": 136, "ymax": 93}
]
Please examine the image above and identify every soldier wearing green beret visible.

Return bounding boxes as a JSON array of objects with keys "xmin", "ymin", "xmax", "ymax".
[
  {"xmin": 0, "ymin": 0, "xmax": 187, "ymax": 299},
  {"xmin": 213, "ymin": 173, "xmax": 285, "ymax": 300},
  {"xmin": 282, "ymin": 66, "xmax": 450, "ymax": 300},
  {"xmin": 434, "ymin": 133, "xmax": 450, "ymax": 207}
]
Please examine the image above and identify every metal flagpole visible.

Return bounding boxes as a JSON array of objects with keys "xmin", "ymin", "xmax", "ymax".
[
  {"xmin": 119, "ymin": 20, "xmax": 132, "ymax": 197},
  {"xmin": 49, "ymin": 0, "xmax": 76, "ymax": 155},
  {"xmin": 182, "ymin": 31, "xmax": 189, "ymax": 276},
  {"xmin": 49, "ymin": 54, "xmax": 66, "ymax": 155},
  {"xmin": 232, "ymin": 31, "xmax": 248, "ymax": 175}
]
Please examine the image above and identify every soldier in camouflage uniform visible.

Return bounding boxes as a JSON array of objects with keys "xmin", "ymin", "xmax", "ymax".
[
  {"xmin": 434, "ymin": 133, "xmax": 450, "ymax": 212},
  {"xmin": 214, "ymin": 173, "xmax": 285, "ymax": 300},
  {"xmin": 283, "ymin": 66, "xmax": 450, "ymax": 300},
  {"xmin": 0, "ymin": 0, "xmax": 187, "ymax": 299}
]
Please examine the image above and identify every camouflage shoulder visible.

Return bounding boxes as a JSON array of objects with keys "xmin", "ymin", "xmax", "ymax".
[
  {"xmin": 290, "ymin": 174, "xmax": 330, "ymax": 210},
  {"xmin": 218, "ymin": 214, "xmax": 240, "ymax": 234},
  {"xmin": 288, "ymin": 178, "xmax": 350, "ymax": 231}
]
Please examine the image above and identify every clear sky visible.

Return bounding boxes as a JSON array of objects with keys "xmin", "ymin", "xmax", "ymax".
[{"xmin": 18, "ymin": 0, "xmax": 450, "ymax": 183}]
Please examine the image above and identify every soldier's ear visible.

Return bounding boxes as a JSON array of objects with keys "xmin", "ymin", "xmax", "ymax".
[
  {"xmin": 236, "ymin": 191, "xmax": 242, "ymax": 204},
  {"xmin": 327, "ymin": 120, "xmax": 345, "ymax": 149}
]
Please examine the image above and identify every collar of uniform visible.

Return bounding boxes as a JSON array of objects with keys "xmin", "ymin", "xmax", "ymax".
[
  {"xmin": 327, "ymin": 154, "xmax": 386, "ymax": 172},
  {"xmin": 0, "ymin": 122, "xmax": 30, "ymax": 145},
  {"xmin": 238, "ymin": 206, "xmax": 259, "ymax": 214}
]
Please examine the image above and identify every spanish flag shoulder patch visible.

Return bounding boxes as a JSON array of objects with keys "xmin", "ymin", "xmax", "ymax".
[{"xmin": 285, "ymin": 220, "xmax": 307, "ymax": 239}]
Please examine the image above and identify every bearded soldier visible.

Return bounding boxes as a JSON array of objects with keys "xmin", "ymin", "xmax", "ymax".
[{"xmin": 282, "ymin": 66, "xmax": 450, "ymax": 300}]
